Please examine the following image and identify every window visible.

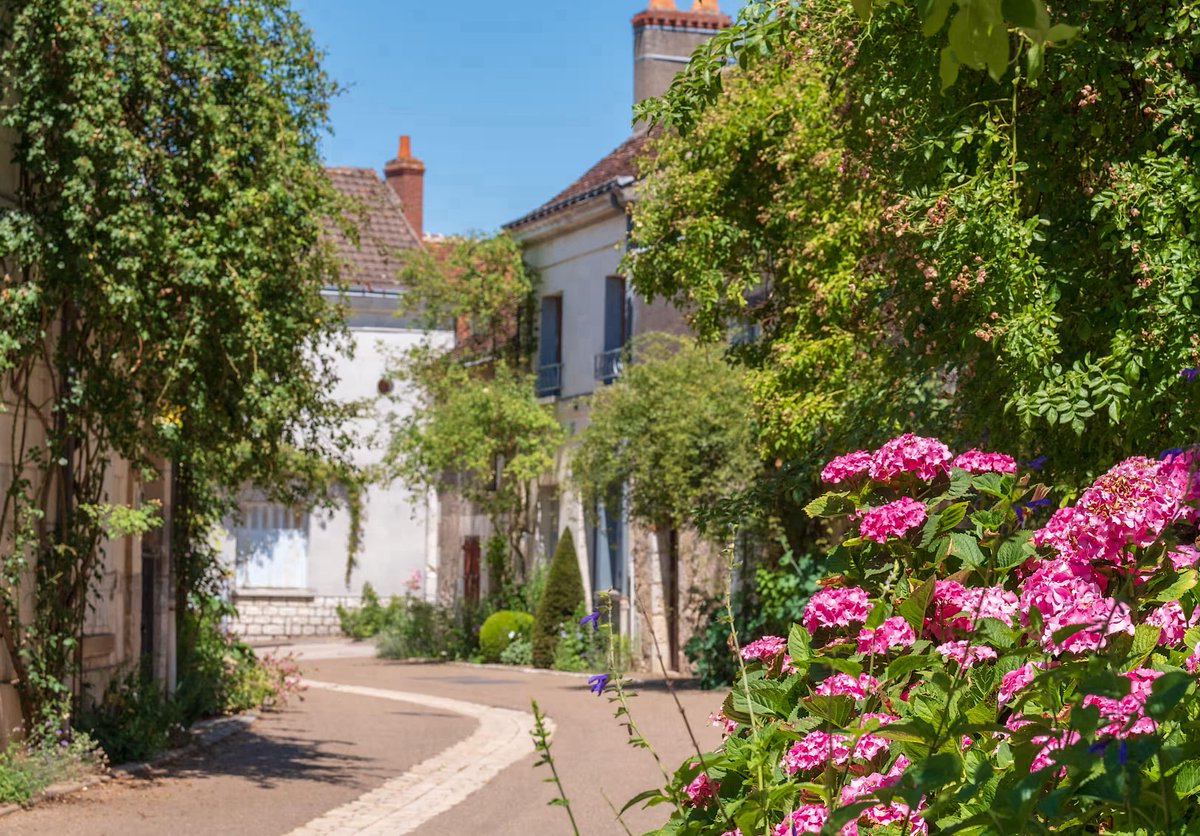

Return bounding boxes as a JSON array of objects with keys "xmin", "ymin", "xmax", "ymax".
[
  {"xmin": 595, "ymin": 276, "xmax": 628, "ymax": 383},
  {"xmin": 536, "ymin": 295, "xmax": 562, "ymax": 397}
]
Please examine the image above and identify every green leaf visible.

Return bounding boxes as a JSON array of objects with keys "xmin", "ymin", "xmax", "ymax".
[
  {"xmin": 1000, "ymin": 0, "xmax": 1038, "ymax": 28},
  {"xmin": 851, "ymin": 0, "xmax": 874, "ymax": 21},
  {"xmin": 997, "ymin": 532, "xmax": 1034, "ymax": 569},
  {"xmin": 1127, "ymin": 624, "xmax": 1161, "ymax": 670},
  {"xmin": 804, "ymin": 492, "xmax": 856, "ymax": 519},
  {"xmin": 939, "ymin": 501, "xmax": 969, "ymax": 532},
  {"xmin": 887, "ymin": 653, "xmax": 932, "ymax": 680},
  {"xmin": 918, "ymin": 0, "xmax": 954, "ymax": 35},
  {"xmin": 939, "ymin": 45, "xmax": 961, "ymax": 89},
  {"xmin": 1173, "ymin": 759, "xmax": 1200, "ymax": 797},
  {"xmin": 898, "ymin": 577, "xmax": 936, "ymax": 634},
  {"xmin": 947, "ymin": 532, "xmax": 987, "ymax": 568},
  {"xmin": 788, "ymin": 623, "xmax": 812, "ymax": 664},
  {"xmin": 1046, "ymin": 23, "xmax": 1080, "ymax": 42},
  {"xmin": 806, "ymin": 694, "xmax": 855, "ymax": 727},
  {"xmin": 910, "ymin": 752, "xmax": 964, "ymax": 790},
  {"xmin": 622, "ymin": 788, "xmax": 667, "ymax": 813},
  {"xmin": 1152, "ymin": 569, "xmax": 1197, "ymax": 603},
  {"xmin": 1145, "ymin": 672, "xmax": 1194, "ymax": 721}
]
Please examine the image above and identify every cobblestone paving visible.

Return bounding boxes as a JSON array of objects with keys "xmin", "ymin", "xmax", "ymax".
[{"xmin": 286, "ymin": 680, "xmax": 536, "ymax": 835}]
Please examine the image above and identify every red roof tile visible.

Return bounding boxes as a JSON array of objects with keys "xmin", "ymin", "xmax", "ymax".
[
  {"xmin": 507, "ymin": 130, "xmax": 657, "ymax": 228},
  {"xmin": 325, "ymin": 166, "xmax": 421, "ymax": 289}
]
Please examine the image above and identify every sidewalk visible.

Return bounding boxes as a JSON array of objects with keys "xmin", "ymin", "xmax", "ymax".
[{"xmin": 3, "ymin": 641, "xmax": 725, "ymax": 835}]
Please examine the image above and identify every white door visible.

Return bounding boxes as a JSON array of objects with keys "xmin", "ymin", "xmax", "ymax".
[{"xmin": 234, "ymin": 501, "xmax": 309, "ymax": 590}]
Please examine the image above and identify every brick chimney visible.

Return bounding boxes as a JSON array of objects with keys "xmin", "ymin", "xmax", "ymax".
[
  {"xmin": 632, "ymin": 0, "xmax": 729, "ymax": 112},
  {"xmin": 384, "ymin": 135, "xmax": 425, "ymax": 239}
]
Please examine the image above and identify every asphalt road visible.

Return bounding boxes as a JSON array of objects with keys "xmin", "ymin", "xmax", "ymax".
[{"xmin": 4, "ymin": 645, "xmax": 725, "ymax": 836}]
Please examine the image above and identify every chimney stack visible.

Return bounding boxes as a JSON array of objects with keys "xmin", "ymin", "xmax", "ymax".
[
  {"xmin": 384, "ymin": 134, "xmax": 425, "ymax": 239},
  {"xmin": 632, "ymin": 0, "xmax": 729, "ymax": 115}
]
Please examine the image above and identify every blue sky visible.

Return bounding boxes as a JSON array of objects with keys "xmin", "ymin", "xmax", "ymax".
[{"xmin": 292, "ymin": 1, "xmax": 748, "ymax": 236}]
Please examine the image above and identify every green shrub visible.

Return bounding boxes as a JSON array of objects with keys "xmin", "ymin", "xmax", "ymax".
[
  {"xmin": 376, "ymin": 598, "xmax": 464, "ymax": 660},
  {"xmin": 478, "ymin": 610, "xmax": 534, "ymax": 662},
  {"xmin": 336, "ymin": 582, "xmax": 403, "ymax": 639},
  {"xmin": 79, "ymin": 667, "xmax": 187, "ymax": 764},
  {"xmin": 499, "ymin": 636, "xmax": 532, "ymax": 666},
  {"xmin": 531, "ymin": 528, "xmax": 584, "ymax": 668},
  {"xmin": 685, "ymin": 550, "xmax": 820, "ymax": 688},
  {"xmin": 550, "ymin": 601, "xmax": 606, "ymax": 672},
  {"xmin": 0, "ymin": 725, "xmax": 102, "ymax": 804}
]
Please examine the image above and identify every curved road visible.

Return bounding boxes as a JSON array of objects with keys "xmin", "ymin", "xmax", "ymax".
[{"xmin": 4, "ymin": 642, "xmax": 724, "ymax": 835}]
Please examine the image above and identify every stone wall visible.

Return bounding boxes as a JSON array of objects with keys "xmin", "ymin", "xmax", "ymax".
[{"xmin": 229, "ymin": 591, "xmax": 359, "ymax": 642}]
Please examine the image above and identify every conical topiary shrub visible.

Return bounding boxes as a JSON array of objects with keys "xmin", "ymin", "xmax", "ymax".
[{"xmin": 531, "ymin": 528, "xmax": 584, "ymax": 668}]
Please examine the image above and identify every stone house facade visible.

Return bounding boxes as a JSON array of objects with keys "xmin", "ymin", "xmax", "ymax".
[{"xmin": 224, "ymin": 138, "xmax": 452, "ymax": 642}]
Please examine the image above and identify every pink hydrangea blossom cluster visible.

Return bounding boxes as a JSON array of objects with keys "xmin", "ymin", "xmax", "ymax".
[
  {"xmin": 1081, "ymin": 668, "xmax": 1163, "ymax": 738},
  {"xmin": 1033, "ymin": 456, "xmax": 1194, "ymax": 567},
  {"xmin": 1169, "ymin": 544, "xmax": 1200, "ymax": 570},
  {"xmin": 740, "ymin": 635, "xmax": 787, "ymax": 662},
  {"xmin": 821, "ymin": 449, "xmax": 873, "ymax": 484},
  {"xmin": 998, "ymin": 662, "xmax": 1048, "ymax": 706},
  {"xmin": 814, "ymin": 672, "xmax": 880, "ymax": 699},
  {"xmin": 1018, "ymin": 559, "xmax": 1134, "ymax": 653},
  {"xmin": 868, "ymin": 433, "xmax": 953, "ymax": 482},
  {"xmin": 935, "ymin": 640, "xmax": 998, "ymax": 669},
  {"xmin": 709, "ymin": 711, "xmax": 738, "ymax": 737},
  {"xmin": 838, "ymin": 755, "xmax": 927, "ymax": 835},
  {"xmin": 1030, "ymin": 729, "xmax": 1081, "ymax": 773},
  {"xmin": 780, "ymin": 729, "xmax": 890, "ymax": 774},
  {"xmin": 683, "ymin": 771, "xmax": 718, "ymax": 807},
  {"xmin": 772, "ymin": 805, "xmax": 828, "ymax": 835},
  {"xmin": 929, "ymin": 581, "xmax": 1019, "ymax": 639},
  {"xmin": 859, "ymin": 497, "xmax": 928, "ymax": 543},
  {"xmin": 802, "ymin": 586, "xmax": 871, "ymax": 633},
  {"xmin": 1145, "ymin": 601, "xmax": 1200, "ymax": 645},
  {"xmin": 857, "ymin": 616, "xmax": 917, "ymax": 655},
  {"xmin": 951, "ymin": 449, "xmax": 1018, "ymax": 473}
]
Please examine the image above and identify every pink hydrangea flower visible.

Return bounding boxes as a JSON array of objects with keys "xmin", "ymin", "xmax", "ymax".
[
  {"xmin": 821, "ymin": 450, "xmax": 874, "ymax": 484},
  {"xmin": 683, "ymin": 770, "xmax": 718, "ymax": 806},
  {"xmin": 869, "ymin": 433, "xmax": 953, "ymax": 482},
  {"xmin": 814, "ymin": 672, "xmax": 879, "ymax": 699},
  {"xmin": 952, "ymin": 449, "xmax": 1018, "ymax": 473},
  {"xmin": 772, "ymin": 805, "xmax": 828, "ymax": 835},
  {"xmin": 1030, "ymin": 729, "xmax": 1081, "ymax": 773},
  {"xmin": 780, "ymin": 729, "xmax": 890, "ymax": 774},
  {"xmin": 857, "ymin": 616, "xmax": 917, "ymax": 655},
  {"xmin": 709, "ymin": 711, "xmax": 737, "ymax": 737},
  {"xmin": 839, "ymin": 756, "xmax": 927, "ymax": 835},
  {"xmin": 1145, "ymin": 600, "xmax": 1199, "ymax": 646},
  {"xmin": 930, "ymin": 581, "xmax": 1018, "ymax": 639},
  {"xmin": 935, "ymin": 640, "xmax": 998, "ymax": 669},
  {"xmin": 1082, "ymin": 668, "xmax": 1163, "ymax": 737},
  {"xmin": 998, "ymin": 662, "xmax": 1044, "ymax": 706},
  {"xmin": 741, "ymin": 635, "xmax": 787, "ymax": 662},
  {"xmin": 802, "ymin": 586, "xmax": 871, "ymax": 632},
  {"xmin": 1033, "ymin": 456, "xmax": 1192, "ymax": 567},
  {"xmin": 860, "ymin": 497, "xmax": 928, "ymax": 543},
  {"xmin": 1169, "ymin": 544, "xmax": 1200, "ymax": 571}
]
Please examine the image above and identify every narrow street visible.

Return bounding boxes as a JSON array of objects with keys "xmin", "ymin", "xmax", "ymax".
[{"xmin": 4, "ymin": 644, "xmax": 725, "ymax": 835}]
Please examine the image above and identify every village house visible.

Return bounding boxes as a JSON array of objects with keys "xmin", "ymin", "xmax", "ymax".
[
  {"xmin": 224, "ymin": 138, "xmax": 453, "ymax": 642},
  {"xmin": 436, "ymin": 0, "xmax": 732, "ymax": 671}
]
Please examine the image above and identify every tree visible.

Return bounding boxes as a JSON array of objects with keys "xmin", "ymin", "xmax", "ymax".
[
  {"xmin": 572, "ymin": 334, "xmax": 758, "ymax": 535},
  {"xmin": 384, "ymin": 233, "xmax": 559, "ymax": 581},
  {"xmin": 385, "ymin": 351, "xmax": 563, "ymax": 579},
  {"xmin": 0, "ymin": 0, "xmax": 354, "ymax": 725},
  {"xmin": 628, "ymin": 0, "xmax": 1200, "ymax": 516},
  {"xmin": 531, "ymin": 528, "xmax": 584, "ymax": 669}
]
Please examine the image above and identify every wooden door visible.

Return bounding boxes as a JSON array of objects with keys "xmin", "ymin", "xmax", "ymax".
[{"xmin": 463, "ymin": 536, "xmax": 481, "ymax": 606}]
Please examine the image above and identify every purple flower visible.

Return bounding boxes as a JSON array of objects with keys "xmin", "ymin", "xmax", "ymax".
[
  {"xmin": 1015, "ymin": 497, "xmax": 1052, "ymax": 525},
  {"xmin": 579, "ymin": 610, "xmax": 601, "ymax": 630},
  {"xmin": 1181, "ymin": 367, "xmax": 1198, "ymax": 383},
  {"xmin": 587, "ymin": 673, "xmax": 609, "ymax": 696},
  {"xmin": 1160, "ymin": 447, "xmax": 1187, "ymax": 461},
  {"xmin": 1024, "ymin": 455, "xmax": 1047, "ymax": 471}
]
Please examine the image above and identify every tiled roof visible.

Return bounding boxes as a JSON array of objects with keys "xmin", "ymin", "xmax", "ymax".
[
  {"xmin": 506, "ymin": 131, "xmax": 656, "ymax": 229},
  {"xmin": 325, "ymin": 166, "xmax": 421, "ymax": 290}
]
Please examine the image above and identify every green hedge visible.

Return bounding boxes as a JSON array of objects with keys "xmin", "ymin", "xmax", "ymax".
[{"xmin": 478, "ymin": 610, "xmax": 534, "ymax": 663}]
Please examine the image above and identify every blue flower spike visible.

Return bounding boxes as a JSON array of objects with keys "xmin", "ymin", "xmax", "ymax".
[
  {"xmin": 587, "ymin": 673, "xmax": 609, "ymax": 696},
  {"xmin": 579, "ymin": 610, "xmax": 601, "ymax": 630},
  {"xmin": 1024, "ymin": 455, "xmax": 1047, "ymax": 471},
  {"xmin": 1181, "ymin": 367, "xmax": 1198, "ymax": 383}
]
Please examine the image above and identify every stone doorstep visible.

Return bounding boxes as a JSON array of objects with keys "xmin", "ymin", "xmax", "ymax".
[{"xmin": 0, "ymin": 711, "xmax": 258, "ymax": 820}]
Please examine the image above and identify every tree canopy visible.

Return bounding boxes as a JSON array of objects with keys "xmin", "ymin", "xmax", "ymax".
[{"xmin": 628, "ymin": 0, "xmax": 1200, "ymax": 501}]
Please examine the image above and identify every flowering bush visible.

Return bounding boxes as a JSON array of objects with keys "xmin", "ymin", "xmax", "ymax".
[{"xmin": 646, "ymin": 435, "xmax": 1200, "ymax": 834}]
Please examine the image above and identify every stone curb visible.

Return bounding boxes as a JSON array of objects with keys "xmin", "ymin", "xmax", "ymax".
[{"xmin": 0, "ymin": 710, "xmax": 258, "ymax": 820}]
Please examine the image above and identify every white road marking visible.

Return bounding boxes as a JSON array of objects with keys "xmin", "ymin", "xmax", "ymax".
[{"xmin": 285, "ymin": 680, "xmax": 538, "ymax": 835}]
